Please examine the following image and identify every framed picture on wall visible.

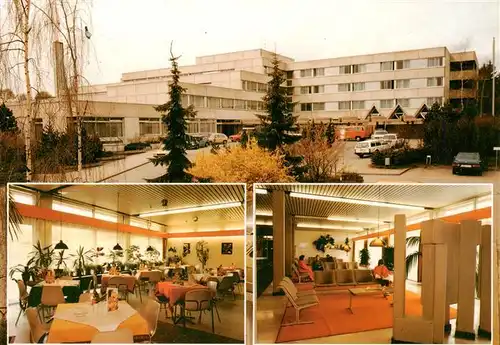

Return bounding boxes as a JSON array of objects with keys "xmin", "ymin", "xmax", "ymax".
[
  {"xmin": 221, "ymin": 242, "xmax": 233, "ymax": 255},
  {"xmin": 183, "ymin": 243, "xmax": 191, "ymax": 256}
]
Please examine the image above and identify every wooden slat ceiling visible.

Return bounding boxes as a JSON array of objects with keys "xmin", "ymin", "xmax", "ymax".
[
  {"xmin": 255, "ymin": 184, "xmax": 491, "ymax": 233},
  {"xmin": 19, "ymin": 184, "xmax": 245, "ymax": 232}
]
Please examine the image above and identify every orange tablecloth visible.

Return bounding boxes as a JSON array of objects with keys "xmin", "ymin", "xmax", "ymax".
[
  {"xmin": 101, "ymin": 274, "xmax": 137, "ymax": 292},
  {"xmin": 156, "ymin": 282, "xmax": 207, "ymax": 304},
  {"xmin": 46, "ymin": 303, "xmax": 149, "ymax": 343}
]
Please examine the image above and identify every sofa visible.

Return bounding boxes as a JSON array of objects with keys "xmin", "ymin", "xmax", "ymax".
[{"xmin": 311, "ymin": 257, "xmax": 377, "ymax": 287}]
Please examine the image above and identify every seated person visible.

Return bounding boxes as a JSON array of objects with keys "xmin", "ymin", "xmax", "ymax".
[
  {"xmin": 297, "ymin": 255, "xmax": 315, "ymax": 281},
  {"xmin": 311, "ymin": 255, "xmax": 324, "ymax": 271},
  {"xmin": 325, "ymin": 254, "xmax": 334, "ymax": 262},
  {"xmin": 373, "ymin": 259, "xmax": 393, "ymax": 295}
]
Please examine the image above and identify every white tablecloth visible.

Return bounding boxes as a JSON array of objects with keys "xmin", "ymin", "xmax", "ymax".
[
  {"xmin": 53, "ymin": 301, "xmax": 137, "ymax": 332},
  {"xmin": 37, "ymin": 280, "xmax": 80, "ymax": 287}
]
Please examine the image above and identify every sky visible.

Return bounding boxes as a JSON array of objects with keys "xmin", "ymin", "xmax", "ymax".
[{"xmin": 2, "ymin": 0, "xmax": 500, "ymax": 90}]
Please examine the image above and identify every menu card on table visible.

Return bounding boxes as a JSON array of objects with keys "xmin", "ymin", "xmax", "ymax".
[{"xmin": 106, "ymin": 288, "xmax": 119, "ymax": 312}]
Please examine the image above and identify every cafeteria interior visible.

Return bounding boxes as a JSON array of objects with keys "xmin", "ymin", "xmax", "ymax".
[{"xmin": 7, "ymin": 183, "xmax": 246, "ymax": 343}]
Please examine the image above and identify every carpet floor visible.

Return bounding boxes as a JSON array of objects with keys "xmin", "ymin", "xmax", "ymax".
[
  {"xmin": 276, "ymin": 290, "xmax": 457, "ymax": 343},
  {"xmin": 152, "ymin": 320, "xmax": 243, "ymax": 343}
]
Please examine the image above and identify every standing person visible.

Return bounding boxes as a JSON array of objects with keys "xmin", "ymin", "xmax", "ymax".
[{"xmin": 297, "ymin": 255, "xmax": 314, "ymax": 281}]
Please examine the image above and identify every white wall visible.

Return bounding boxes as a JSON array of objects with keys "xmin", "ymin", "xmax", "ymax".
[
  {"xmin": 294, "ymin": 230, "xmax": 351, "ymax": 261},
  {"xmin": 167, "ymin": 236, "xmax": 244, "ymax": 269}
]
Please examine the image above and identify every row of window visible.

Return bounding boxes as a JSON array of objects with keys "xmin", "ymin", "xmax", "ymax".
[
  {"xmin": 299, "ymin": 97, "xmax": 443, "ymax": 111},
  {"xmin": 179, "ymin": 94, "xmax": 265, "ymax": 111},
  {"xmin": 242, "ymin": 80, "xmax": 268, "ymax": 93},
  {"xmin": 297, "ymin": 57, "xmax": 444, "ymax": 78},
  {"xmin": 68, "ymin": 117, "xmax": 124, "ymax": 137},
  {"xmin": 139, "ymin": 118, "xmax": 214, "ymax": 135}
]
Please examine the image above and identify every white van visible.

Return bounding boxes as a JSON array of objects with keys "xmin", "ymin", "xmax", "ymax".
[
  {"xmin": 354, "ymin": 139, "xmax": 390, "ymax": 158},
  {"xmin": 382, "ymin": 134, "xmax": 398, "ymax": 147},
  {"xmin": 371, "ymin": 129, "xmax": 389, "ymax": 140}
]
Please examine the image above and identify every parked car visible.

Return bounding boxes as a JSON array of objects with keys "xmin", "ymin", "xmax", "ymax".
[
  {"xmin": 382, "ymin": 134, "xmax": 399, "ymax": 147},
  {"xmin": 186, "ymin": 134, "xmax": 209, "ymax": 149},
  {"xmin": 208, "ymin": 133, "xmax": 229, "ymax": 145},
  {"xmin": 335, "ymin": 125, "xmax": 374, "ymax": 141},
  {"xmin": 229, "ymin": 132, "xmax": 243, "ymax": 142},
  {"xmin": 371, "ymin": 129, "xmax": 389, "ymax": 140},
  {"xmin": 452, "ymin": 152, "xmax": 484, "ymax": 175},
  {"xmin": 354, "ymin": 139, "xmax": 390, "ymax": 158}
]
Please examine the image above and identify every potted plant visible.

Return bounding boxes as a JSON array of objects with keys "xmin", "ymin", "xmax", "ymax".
[
  {"xmin": 30, "ymin": 241, "xmax": 55, "ymax": 278},
  {"xmin": 312, "ymin": 235, "xmax": 335, "ymax": 252},
  {"xmin": 95, "ymin": 264, "xmax": 103, "ymax": 274},
  {"xmin": 359, "ymin": 248, "xmax": 370, "ymax": 267},
  {"xmin": 9, "ymin": 257, "xmax": 37, "ymax": 284},
  {"xmin": 196, "ymin": 241, "xmax": 210, "ymax": 270},
  {"xmin": 382, "ymin": 246, "xmax": 394, "ymax": 271},
  {"xmin": 54, "ymin": 250, "xmax": 69, "ymax": 277},
  {"xmin": 71, "ymin": 246, "xmax": 93, "ymax": 277},
  {"xmin": 107, "ymin": 250, "xmax": 124, "ymax": 267}
]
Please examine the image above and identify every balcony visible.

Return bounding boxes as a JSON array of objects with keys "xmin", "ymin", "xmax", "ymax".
[{"xmin": 450, "ymin": 70, "xmax": 478, "ymax": 80}]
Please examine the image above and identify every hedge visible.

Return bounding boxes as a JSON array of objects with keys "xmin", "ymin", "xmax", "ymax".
[
  {"xmin": 124, "ymin": 142, "xmax": 152, "ymax": 151},
  {"xmin": 371, "ymin": 147, "xmax": 427, "ymax": 167}
]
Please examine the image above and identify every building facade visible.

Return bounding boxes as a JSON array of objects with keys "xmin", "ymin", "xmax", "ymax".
[{"xmin": 9, "ymin": 47, "xmax": 479, "ymax": 145}]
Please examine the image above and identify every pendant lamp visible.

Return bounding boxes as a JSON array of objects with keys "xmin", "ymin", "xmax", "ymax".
[
  {"xmin": 146, "ymin": 246, "xmax": 154, "ymax": 252},
  {"xmin": 55, "ymin": 193, "xmax": 69, "ymax": 250},
  {"xmin": 369, "ymin": 186, "xmax": 386, "ymax": 248},
  {"xmin": 113, "ymin": 192, "xmax": 123, "ymax": 251},
  {"xmin": 146, "ymin": 222, "xmax": 153, "ymax": 251}
]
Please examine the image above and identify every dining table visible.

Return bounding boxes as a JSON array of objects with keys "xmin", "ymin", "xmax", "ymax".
[
  {"xmin": 156, "ymin": 281, "xmax": 210, "ymax": 324},
  {"xmin": 46, "ymin": 301, "xmax": 149, "ymax": 343},
  {"xmin": 101, "ymin": 274, "xmax": 137, "ymax": 293},
  {"xmin": 28, "ymin": 280, "xmax": 81, "ymax": 307},
  {"xmin": 135, "ymin": 269, "xmax": 163, "ymax": 280}
]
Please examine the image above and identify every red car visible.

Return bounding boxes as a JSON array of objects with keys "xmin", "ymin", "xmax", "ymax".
[{"xmin": 229, "ymin": 132, "xmax": 242, "ymax": 142}]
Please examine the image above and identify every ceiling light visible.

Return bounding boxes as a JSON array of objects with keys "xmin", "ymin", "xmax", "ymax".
[
  {"xmin": 296, "ymin": 223, "xmax": 363, "ymax": 231},
  {"xmin": 255, "ymin": 189, "xmax": 268, "ymax": 195},
  {"xmin": 369, "ymin": 237, "xmax": 386, "ymax": 247},
  {"xmin": 289, "ymin": 192, "xmax": 426, "ymax": 210},
  {"xmin": 255, "ymin": 211, "xmax": 272, "ymax": 216},
  {"xmin": 326, "ymin": 216, "xmax": 385, "ymax": 224},
  {"xmin": 138, "ymin": 201, "xmax": 241, "ymax": 218},
  {"xmin": 54, "ymin": 240, "xmax": 68, "ymax": 250}
]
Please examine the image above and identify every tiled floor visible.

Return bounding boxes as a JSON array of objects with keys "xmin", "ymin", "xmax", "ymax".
[
  {"xmin": 9, "ymin": 287, "xmax": 245, "ymax": 343},
  {"xmin": 256, "ymin": 281, "xmax": 490, "ymax": 344}
]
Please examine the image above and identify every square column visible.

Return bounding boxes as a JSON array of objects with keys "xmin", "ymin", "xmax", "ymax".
[
  {"xmin": 285, "ymin": 215, "xmax": 293, "ymax": 276},
  {"xmin": 272, "ymin": 190, "xmax": 285, "ymax": 294},
  {"xmin": 478, "ymin": 224, "xmax": 492, "ymax": 338}
]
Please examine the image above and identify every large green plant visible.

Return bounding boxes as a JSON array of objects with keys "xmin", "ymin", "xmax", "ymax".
[
  {"xmin": 359, "ymin": 248, "xmax": 370, "ymax": 267},
  {"xmin": 9, "ymin": 257, "xmax": 37, "ymax": 284},
  {"xmin": 55, "ymin": 250, "xmax": 69, "ymax": 271},
  {"xmin": 125, "ymin": 245, "xmax": 143, "ymax": 264},
  {"xmin": 145, "ymin": 246, "xmax": 160, "ymax": 263},
  {"xmin": 107, "ymin": 249, "xmax": 124, "ymax": 265},
  {"xmin": 405, "ymin": 236, "xmax": 421, "ymax": 278},
  {"xmin": 196, "ymin": 241, "xmax": 210, "ymax": 269},
  {"xmin": 313, "ymin": 234, "xmax": 335, "ymax": 252},
  {"xmin": 30, "ymin": 241, "xmax": 54, "ymax": 271},
  {"xmin": 71, "ymin": 246, "xmax": 93, "ymax": 276},
  {"xmin": 382, "ymin": 246, "xmax": 395, "ymax": 271}
]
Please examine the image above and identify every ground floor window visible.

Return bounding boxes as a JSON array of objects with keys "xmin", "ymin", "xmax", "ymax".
[
  {"xmin": 68, "ymin": 117, "xmax": 124, "ymax": 137},
  {"xmin": 139, "ymin": 118, "xmax": 161, "ymax": 136}
]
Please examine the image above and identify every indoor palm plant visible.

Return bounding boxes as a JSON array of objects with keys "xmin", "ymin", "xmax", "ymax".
[
  {"xmin": 30, "ymin": 241, "xmax": 55, "ymax": 278},
  {"xmin": 71, "ymin": 246, "xmax": 93, "ymax": 277},
  {"xmin": 54, "ymin": 250, "xmax": 69, "ymax": 277},
  {"xmin": 359, "ymin": 248, "xmax": 370, "ymax": 267}
]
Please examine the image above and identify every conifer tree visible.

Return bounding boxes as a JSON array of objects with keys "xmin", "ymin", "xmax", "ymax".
[
  {"xmin": 149, "ymin": 44, "xmax": 196, "ymax": 182},
  {"xmin": 0, "ymin": 103, "xmax": 17, "ymax": 132}
]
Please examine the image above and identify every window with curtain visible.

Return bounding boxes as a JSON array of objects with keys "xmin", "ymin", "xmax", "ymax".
[
  {"xmin": 369, "ymin": 246, "xmax": 383, "ymax": 269},
  {"xmin": 11, "ymin": 191, "xmax": 35, "ymax": 205},
  {"xmin": 8, "ymin": 224, "xmax": 33, "ymax": 305},
  {"xmin": 52, "ymin": 201, "xmax": 92, "ymax": 217},
  {"xmin": 52, "ymin": 223, "xmax": 96, "ymax": 258},
  {"xmin": 96, "ymin": 230, "xmax": 119, "ymax": 263},
  {"xmin": 95, "ymin": 210, "xmax": 117, "ymax": 223},
  {"xmin": 130, "ymin": 234, "xmax": 150, "ymax": 253}
]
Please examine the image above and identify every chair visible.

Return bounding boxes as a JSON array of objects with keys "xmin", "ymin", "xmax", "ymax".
[
  {"xmin": 282, "ymin": 277, "xmax": 317, "ymax": 298},
  {"xmin": 108, "ymin": 276, "xmax": 129, "ymax": 301},
  {"xmin": 40, "ymin": 285, "xmax": 65, "ymax": 321},
  {"xmin": 354, "ymin": 269, "xmax": 377, "ymax": 285},
  {"xmin": 139, "ymin": 298, "xmax": 160, "ymax": 343},
  {"xmin": 78, "ymin": 292, "xmax": 91, "ymax": 303},
  {"xmin": 217, "ymin": 276, "xmax": 236, "ymax": 300},
  {"xmin": 14, "ymin": 279, "xmax": 29, "ymax": 326},
  {"xmin": 26, "ymin": 307, "xmax": 49, "ymax": 343},
  {"xmin": 292, "ymin": 263, "xmax": 310, "ymax": 283},
  {"xmin": 207, "ymin": 281, "xmax": 221, "ymax": 322},
  {"xmin": 91, "ymin": 329, "xmax": 134, "ymax": 343},
  {"xmin": 335, "ymin": 269, "xmax": 356, "ymax": 286},
  {"xmin": 184, "ymin": 289, "xmax": 215, "ymax": 332},
  {"xmin": 278, "ymin": 282, "xmax": 319, "ymax": 326}
]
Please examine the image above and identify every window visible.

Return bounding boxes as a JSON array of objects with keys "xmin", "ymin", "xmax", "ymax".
[
  {"xmin": 352, "ymin": 101, "xmax": 365, "ymax": 109},
  {"xmin": 427, "ymin": 57, "xmax": 443, "ymax": 67},
  {"xmin": 396, "ymin": 98, "xmax": 410, "ymax": 107},
  {"xmin": 11, "ymin": 190, "xmax": 35, "ymax": 205},
  {"xmin": 190, "ymin": 95, "xmax": 205, "ymax": 107},
  {"xmin": 338, "ymin": 83, "xmax": 351, "ymax": 92},
  {"xmin": 313, "ymin": 85, "xmax": 324, "ymax": 93},
  {"xmin": 181, "ymin": 94, "xmax": 189, "ymax": 105},
  {"xmin": 139, "ymin": 118, "xmax": 161, "ymax": 136},
  {"xmin": 247, "ymin": 100, "xmax": 259, "ymax": 110},
  {"xmin": 95, "ymin": 210, "xmax": 117, "ymax": 223},
  {"xmin": 34, "ymin": 118, "xmax": 43, "ymax": 142},
  {"xmin": 352, "ymin": 64, "xmax": 366, "ymax": 73},
  {"xmin": 78, "ymin": 117, "xmax": 124, "ymax": 138},
  {"xmin": 396, "ymin": 79, "xmax": 410, "ymax": 89},
  {"xmin": 339, "ymin": 65, "xmax": 351, "ymax": 74},
  {"xmin": 208, "ymin": 97, "xmax": 221, "ymax": 108},
  {"xmin": 380, "ymin": 61, "xmax": 394, "ymax": 71},
  {"xmin": 352, "ymin": 82, "xmax": 365, "ymax": 91},
  {"xmin": 300, "ymin": 103, "xmax": 312, "ymax": 111},
  {"xmin": 313, "ymin": 68, "xmax": 325, "ymax": 76},
  {"xmin": 338, "ymin": 101, "xmax": 351, "ymax": 110},
  {"xmin": 301, "ymin": 85, "xmax": 324, "ymax": 94},
  {"xmin": 234, "ymin": 99, "xmax": 246, "ymax": 110},
  {"xmin": 312, "ymin": 102, "xmax": 325, "ymax": 111},
  {"xmin": 53, "ymin": 201, "xmax": 93, "ymax": 217},
  {"xmin": 427, "ymin": 97, "xmax": 442, "ymax": 106},
  {"xmin": 380, "ymin": 99, "xmax": 395, "ymax": 108},
  {"xmin": 396, "ymin": 60, "xmax": 410, "ymax": 70},
  {"xmin": 257, "ymin": 83, "xmax": 267, "ymax": 92},
  {"xmin": 300, "ymin": 86, "xmax": 309, "ymax": 94},
  {"xmin": 427, "ymin": 77, "xmax": 443, "ymax": 87},
  {"xmin": 380, "ymin": 80, "xmax": 394, "ymax": 90},
  {"xmin": 300, "ymin": 69, "xmax": 312, "ymax": 77},
  {"xmin": 221, "ymin": 98, "xmax": 234, "ymax": 109}
]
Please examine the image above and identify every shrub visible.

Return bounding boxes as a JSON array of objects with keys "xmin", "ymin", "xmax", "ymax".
[
  {"xmin": 0, "ymin": 131, "xmax": 27, "ymax": 183},
  {"xmin": 371, "ymin": 147, "xmax": 427, "ymax": 167},
  {"xmin": 124, "ymin": 142, "xmax": 151, "ymax": 151}
]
